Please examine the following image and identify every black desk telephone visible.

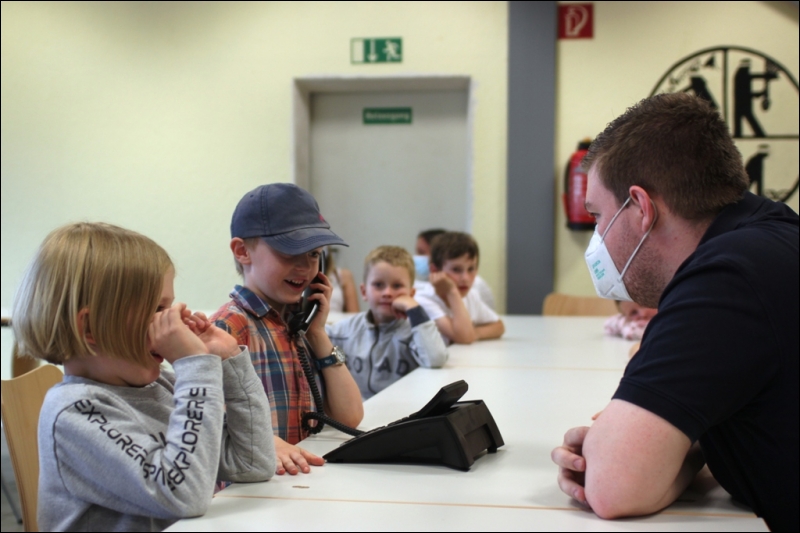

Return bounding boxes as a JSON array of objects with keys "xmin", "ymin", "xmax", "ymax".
[
  {"xmin": 288, "ymin": 255, "xmax": 504, "ymax": 471},
  {"xmin": 324, "ymin": 380, "xmax": 505, "ymax": 471}
]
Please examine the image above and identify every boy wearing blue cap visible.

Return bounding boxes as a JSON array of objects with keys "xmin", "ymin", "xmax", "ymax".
[{"xmin": 211, "ymin": 183, "xmax": 363, "ymax": 476}]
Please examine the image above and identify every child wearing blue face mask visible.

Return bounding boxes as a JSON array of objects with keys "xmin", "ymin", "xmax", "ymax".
[
  {"xmin": 414, "ymin": 229, "xmax": 496, "ymax": 310},
  {"xmin": 414, "ymin": 229, "xmax": 445, "ymax": 281}
]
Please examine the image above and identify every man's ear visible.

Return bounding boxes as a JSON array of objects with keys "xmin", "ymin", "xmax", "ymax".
[
  {"xmin": 360, "ymin": 283, "xmax": 367, "ymax": 301},
  {"xmin": 231, "ymin": 238, "xmax": 252, "ymax": 266},
  {"xmin": 629, "ymin": 186, "xmax": 657, "ymax": 233},
  {"xmin": 429, "ymin": 263, "xmax": 440, "ymax": 273},
  {"xmin": 76, "ymin": 308, "xmax": 95, "ymax": 345},
  {"xmin": 410, "ymin": 286, "xmax": 416, "ymax": 298}
]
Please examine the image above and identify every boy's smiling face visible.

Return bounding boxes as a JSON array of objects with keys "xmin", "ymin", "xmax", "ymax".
[
  {"xmin": 244, "ymin": 239, "xmax": 322, "ymax": 310},
  {"xmin": 439, "ymin": 254, "xmax": 478, "ymax": 298}
]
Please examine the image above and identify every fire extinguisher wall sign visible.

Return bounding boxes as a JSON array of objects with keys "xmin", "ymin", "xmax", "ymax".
[{"xmin": 563, "ymin": 138, "xmax": 596, "ymax": 230}]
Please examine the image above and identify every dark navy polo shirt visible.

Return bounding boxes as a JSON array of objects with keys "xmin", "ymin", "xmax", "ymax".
[{"xmin": 613, "ymin": 192, "xmax": 799, "ymax": 531}]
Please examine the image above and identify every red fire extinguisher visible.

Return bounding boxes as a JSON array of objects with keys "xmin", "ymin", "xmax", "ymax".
[{"xmin": 563, "ymin": 138, "xmax": 595, "ymax": 230}]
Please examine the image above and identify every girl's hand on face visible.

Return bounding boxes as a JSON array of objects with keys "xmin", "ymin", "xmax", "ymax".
[
  {"xmin": 148, "ymin": 303, "xmax": 207, "ymax": 364},
  {"xmin": 182, "ymin": 311, "xmax": 210, "ymax": 335},
  {"xmin": 196, "ymin": 323, "xmax": 241, "ymax": 360},
  {"xmin": 177, "ymin": 309, "xmax": 238, "ymax": 359}
]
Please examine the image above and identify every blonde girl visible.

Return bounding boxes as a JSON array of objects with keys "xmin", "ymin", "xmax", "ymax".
[{"xmin": 13, "ymin": 222, "xmax": 275, "ymax": 532}]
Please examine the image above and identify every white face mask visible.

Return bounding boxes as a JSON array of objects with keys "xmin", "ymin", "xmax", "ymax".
[{"xmin": 585, "ymin": 196, "xmax": 657, "ymax": 302}]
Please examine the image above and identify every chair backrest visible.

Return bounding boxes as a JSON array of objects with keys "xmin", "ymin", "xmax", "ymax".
[
  {"xmin": 542, "ymin": 292, "xmax": 618, "ymax": 316},
  {"xmin": 1, "ymin": 364, "xmax": 63, "ymax": 532},
  {"xmin": 13, "ymin": 341, "xmax": 41, "ymax": 378}
]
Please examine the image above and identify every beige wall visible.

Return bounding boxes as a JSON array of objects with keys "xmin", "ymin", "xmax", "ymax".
[
  {"xmin": 2, "ymin": 1, "xmax": 798, "ymax": 318},
  {"xmin": 0, "ymin": 1, "xmax": 509, "ymax": 313},
  {"xmin": 554, "ymin": 1, "xmax": 799, "ymax": 296}
]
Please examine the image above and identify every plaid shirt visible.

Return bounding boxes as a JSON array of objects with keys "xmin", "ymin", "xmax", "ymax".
[{"xmin": 211, "ymin": 285, "xmax": 315, "ymax": 445}]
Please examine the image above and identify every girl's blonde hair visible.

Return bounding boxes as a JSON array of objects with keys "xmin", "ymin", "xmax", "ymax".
[{"xmin": 12, "ymin": 222, "xmax": 173, "ymax": 366}]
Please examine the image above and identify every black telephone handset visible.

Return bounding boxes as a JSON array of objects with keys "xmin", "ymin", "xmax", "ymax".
[
  {"xmin": 386, "ymin": 379, "xmax": 469, "ymax": 427},
  {"xmin": 288, "ymin": 254, "xmax": 325, "ymax": 336},
  {"xmin": 290, "ymin": 253, "xmax": 358, "ymax": 437}
]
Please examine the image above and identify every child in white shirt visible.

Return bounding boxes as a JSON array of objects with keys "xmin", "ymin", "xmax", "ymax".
[{"xmin": 414, "ymin": 232, "xmax": 504, "ymax": 344}]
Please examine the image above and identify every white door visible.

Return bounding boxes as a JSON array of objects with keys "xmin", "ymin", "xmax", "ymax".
[{"xmin": 309, "ymin": 89, "xmax": 469, "ymax": 308}]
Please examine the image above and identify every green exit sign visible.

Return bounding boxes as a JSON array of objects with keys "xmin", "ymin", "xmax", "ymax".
[
  {"xmin": 363, "ymin": 108, "xmax": 412, "ymax": 125},
  {"xmin": 351, "ymin": 38, "xmax": 402, "ymax": 64}
]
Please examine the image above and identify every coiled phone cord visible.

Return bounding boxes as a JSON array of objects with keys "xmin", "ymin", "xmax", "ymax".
[{"xmin": 297, "ymin": 334, "xmax": 364, "ymax": 438}]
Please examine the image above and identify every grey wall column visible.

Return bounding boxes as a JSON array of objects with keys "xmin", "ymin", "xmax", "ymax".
[{"xmin": 506, "ymin": 1, "xmax": 556, "ymax": 314}]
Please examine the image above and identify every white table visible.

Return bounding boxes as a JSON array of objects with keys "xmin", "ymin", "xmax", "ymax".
[{"xmin": 167, "ymin": 317, "xmax": 767, "ymax": 532}]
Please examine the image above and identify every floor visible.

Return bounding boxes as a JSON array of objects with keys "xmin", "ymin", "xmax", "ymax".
[{"xmin": 1, "ymin": 426, "xmax": 24, "ymax": 533}]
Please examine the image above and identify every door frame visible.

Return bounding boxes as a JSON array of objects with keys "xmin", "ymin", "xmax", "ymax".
[{"xmin": 291, "ymin": 75, "xmax": 475, "ymax": 230}]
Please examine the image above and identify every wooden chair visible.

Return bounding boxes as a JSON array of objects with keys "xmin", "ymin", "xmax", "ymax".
[
  {"xmin": 3, "ymin": 318, "xmax": 40, "ymax": 378},
  {"xmin": 1, "ymin": 364, "xmax": 63, "ymax": 532},
  {"xmin": 13, "ymin": 343, "xmax": 40, "ymax": 378},
  {"xmin": 542, "ymin": 292, "xmax": 618, "ymax": 316}
]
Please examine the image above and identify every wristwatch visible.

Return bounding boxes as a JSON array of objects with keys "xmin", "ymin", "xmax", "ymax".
[{"xmin": 315, "ymin": 345, "xmax": 346, "ymax": 371}]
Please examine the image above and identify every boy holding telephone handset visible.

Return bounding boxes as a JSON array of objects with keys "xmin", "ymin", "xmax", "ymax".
[{"xmin": 211, "ymin": 183, "xmax": 363, "ymax": 476}]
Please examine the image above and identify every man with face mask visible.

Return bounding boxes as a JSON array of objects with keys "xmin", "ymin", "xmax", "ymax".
[{"xmin": 551, "ymin": 93, "xmax": 798, "ymax": 532}]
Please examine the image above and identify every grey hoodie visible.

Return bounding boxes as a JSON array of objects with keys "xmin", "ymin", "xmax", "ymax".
[
  {"xmin": 37, "ymin": 349, "xmax": 276, "ymax": 532},
  {"xmin": 326, "ymin": 306, "xmax": 448, "ymax": 399}
]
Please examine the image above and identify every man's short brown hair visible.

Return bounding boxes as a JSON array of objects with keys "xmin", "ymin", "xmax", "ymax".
[
  {"xmin": 582, "ymin": 93, "xmax": 748, "ymax": 221},
  {"xmin": 429, "ymin": 232, "xmax": 479, "ymax": 270},
  {"xmin": 363, "ymin": 246, "xmax": 415, "ymax": 284}
]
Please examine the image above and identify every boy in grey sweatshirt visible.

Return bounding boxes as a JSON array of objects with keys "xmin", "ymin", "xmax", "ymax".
[{"xmin": 326, "ymin": 246, "xmax": 448, "ymax": 399}]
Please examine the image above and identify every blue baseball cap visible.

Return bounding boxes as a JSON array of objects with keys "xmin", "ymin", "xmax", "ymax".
[{"xmin": 231, "ymin": 183, "xmax": 348, "ymax": 255}]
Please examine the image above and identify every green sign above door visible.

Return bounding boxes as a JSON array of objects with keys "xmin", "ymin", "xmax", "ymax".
[
  {"xmin": 351, "ymin": 38, "xmax": 402, "ymax": 64},
  {"xmin": 363, "ymin": 108, "xmax": 413, "ymax": 125}
]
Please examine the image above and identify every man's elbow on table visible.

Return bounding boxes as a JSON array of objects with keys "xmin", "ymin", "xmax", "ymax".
[
  {"xmin": 582, "ymin": 399, "xmax": 694, "ymax": 520},
  {"xmin": 584, "ymin": 476, "xmax": 669, "ymax": 520}
]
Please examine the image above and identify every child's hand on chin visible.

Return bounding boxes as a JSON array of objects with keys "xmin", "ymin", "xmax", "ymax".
[
  {"xmin": 429, "ymin": 272, "xmax": 456, "ymax": 301},
  {"xmin": 391, "ymin": 296, "xmax": 418, "ymax": 320},
  {"xmin": 148, "ymin": 304, "xmax": 207, "ymax": 364}
]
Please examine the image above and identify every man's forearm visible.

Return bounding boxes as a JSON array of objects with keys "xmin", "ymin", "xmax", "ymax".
[
  {"xmin": 582, "ymin": 399, "xmax": 697, "ymax": 520},
  {"xmin": 586, "ymin": 441, "xmax": 704, "ymax": 519},
  {"xmin": 657, "ymin": 442, "xmax": 706, "ymax": 508}
]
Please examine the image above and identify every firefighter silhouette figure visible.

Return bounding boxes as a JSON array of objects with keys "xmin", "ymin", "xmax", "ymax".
[
  {"xmin": 682, "ymin": 76, "xmax": 719, "ymax": 109},
  {"xmin": 745, "ymin": 145, "xmax": 770, "ymax": 197},
  {"xmin": 734, "ymin": 58, "xmax": 779, "ymax": 138}
]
